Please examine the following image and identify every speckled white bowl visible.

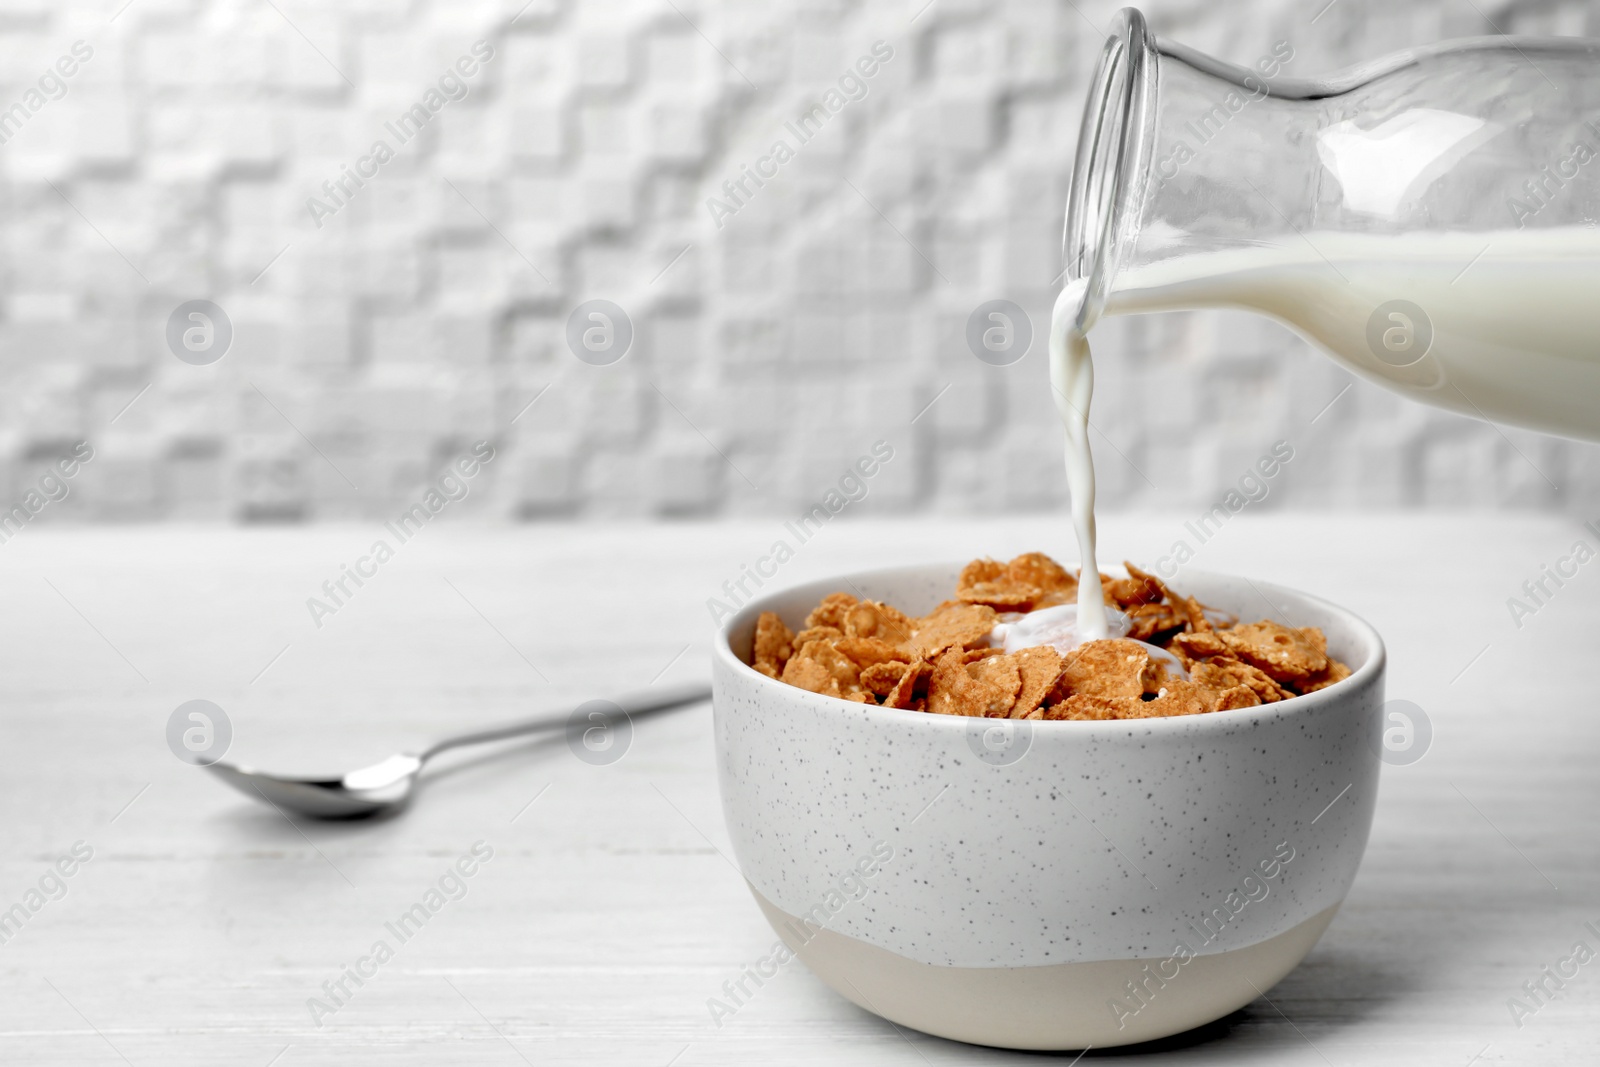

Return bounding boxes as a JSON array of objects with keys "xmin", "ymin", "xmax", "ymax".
[{"xmin": 712, "ymin": 563, "xmax": 1385, "ymax": 1050}]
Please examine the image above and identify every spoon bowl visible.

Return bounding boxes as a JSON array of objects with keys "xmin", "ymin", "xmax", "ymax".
[{"xmin": 207, "ymin": 753, "xmax": 423, "ymax": 819}]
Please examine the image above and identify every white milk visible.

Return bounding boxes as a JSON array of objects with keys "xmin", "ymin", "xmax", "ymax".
[
  {"xmin": 1110, "ymin": 227, "xmax": 1600, "ymax": 440},
  {"xmin": 1048, "ymin": 278, "xmax": 1110, "ymax": 639},
  {"xmin": 1049, "ymin": 225, "xmax": 1600, "ymax": 629}
]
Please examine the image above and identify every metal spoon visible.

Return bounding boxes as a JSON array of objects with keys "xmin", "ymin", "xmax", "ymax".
[{"xmin": 204, "ymin": 681, "xmax": 711, "ymax": 819}]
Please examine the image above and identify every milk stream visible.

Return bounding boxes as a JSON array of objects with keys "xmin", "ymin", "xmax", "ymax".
[{"xmin": 1048, "ymin": 278, "xmax": 1108, "ymax": 640}]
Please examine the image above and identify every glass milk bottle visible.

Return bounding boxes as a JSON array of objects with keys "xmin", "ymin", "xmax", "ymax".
[{"xmin": 1064, "ymin": 8, "xmax": 1600, "ymax": 440}]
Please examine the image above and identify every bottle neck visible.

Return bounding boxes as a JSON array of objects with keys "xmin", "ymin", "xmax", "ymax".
[
  {"xmin": 1066, "ymin": 11, "xmax": 1320, "ymax": 318},
  {"xmin": 1063, "ymin": 7, "xmax": 1157, "ymax": 335}
]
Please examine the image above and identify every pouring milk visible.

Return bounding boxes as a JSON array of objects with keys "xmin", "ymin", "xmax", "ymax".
[
  {"xmin": 1049, "ymin": 226, "xmax": 1600, "ymax": 633},
  {"xmin": 1047, "ymin": 277, "xmax": 1109, "ymax": 640},
  {"xmin": 1047, "ymin": 12, "xmax": 1600, "ymax": 634}
]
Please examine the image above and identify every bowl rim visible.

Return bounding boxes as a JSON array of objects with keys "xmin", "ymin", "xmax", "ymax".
[{"xmin": 712, "ymin": 561, "xmax": 1386, "ymax": 734}]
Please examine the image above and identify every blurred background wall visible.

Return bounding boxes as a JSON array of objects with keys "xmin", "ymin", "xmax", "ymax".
[{"xmin": 2, "ymin": 0, "xmax": 1596, "ymax": 524}]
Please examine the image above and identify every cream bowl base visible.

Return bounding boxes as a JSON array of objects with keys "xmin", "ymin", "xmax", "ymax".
[{"xmin": 752, "ymin": 885, "xmax": 1340, "ymax": 1051}]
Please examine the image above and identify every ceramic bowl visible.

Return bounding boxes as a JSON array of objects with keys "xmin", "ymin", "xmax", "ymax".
[{"xmin": 711, "ymin": 563, "xmax": 1385, "ymax": 1050}]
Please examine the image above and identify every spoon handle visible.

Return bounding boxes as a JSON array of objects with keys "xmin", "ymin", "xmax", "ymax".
[{"xmin": 419, "ymin": 681, "xmax": 712, "ymax": 761}]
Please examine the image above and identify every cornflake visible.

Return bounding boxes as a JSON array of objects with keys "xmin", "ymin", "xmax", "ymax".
[
  {"xmin": 754, "ymin": 552, "xmax": 1352, "ymax": 721},
  {"xmin": 956, "ymin": 553, "xmax": 1078, "ymax": 611},
  {"xmin": 907, "ymin": 601, "xmax": 998, "ymax": 658}
]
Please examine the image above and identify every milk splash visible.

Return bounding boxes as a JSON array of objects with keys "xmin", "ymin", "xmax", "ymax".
[{"xmin": 1048, "ymin": 278, "xmax": 1109, "ymax": 640}]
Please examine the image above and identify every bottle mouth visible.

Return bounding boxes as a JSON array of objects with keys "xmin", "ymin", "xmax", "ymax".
[{"xmin": 1062, "ymin": 7, "xmax": 1158, "ymax": 331}]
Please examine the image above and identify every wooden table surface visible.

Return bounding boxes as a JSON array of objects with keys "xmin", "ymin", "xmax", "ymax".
[{"xmin": 1, "ymin": 515, "xmax": 1596, "ymax": 1065}]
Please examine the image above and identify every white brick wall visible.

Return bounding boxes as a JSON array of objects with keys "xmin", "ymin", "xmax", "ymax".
[{"xmin": 1, "ymin": 0, "xmax": 1597, "ymax": 522}]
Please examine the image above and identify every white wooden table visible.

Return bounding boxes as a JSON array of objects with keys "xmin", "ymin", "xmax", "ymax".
[{"xmin": 1, "ymin": 516, "xmax": 1596, "ymax": 1065}]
